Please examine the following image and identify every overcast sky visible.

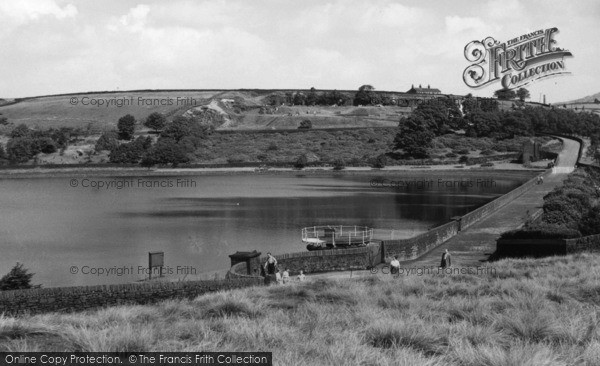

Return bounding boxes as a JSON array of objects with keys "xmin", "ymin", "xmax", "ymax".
[{"xmin": 0, "ymin": 0, "xmax": 598, "ymax": 103}]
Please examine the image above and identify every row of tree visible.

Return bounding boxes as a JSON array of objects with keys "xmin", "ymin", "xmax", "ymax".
[
  {"xmin": 96, "ymin": 113, "xmax": 212, "ymax": 166},
  {"xmin": 394, "ymin": 94, "xmax": 600, "ymax": 158},
  {"xmin": 1, "ymin": 125, "xmax": 82, "ymax": 163}
]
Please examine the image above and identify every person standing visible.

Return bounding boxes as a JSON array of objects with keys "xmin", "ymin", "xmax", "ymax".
[
  {"xmin": 282, "ymin": 268, "xmax": 290, "ymax": 284},
  {"xmin": 390, "ymin": 256, "xmax": 400, "ymax": 276},
  {"xmin": 297, "ymin": 270, "xmax": 306, "ymax": 282},
  {"xmin": 264, "ymin": 253, "xmax": 278, "ymax": 275},
  {"xmin": 440, "ymin": 249, "xmax": 452, "ymax": 269}
]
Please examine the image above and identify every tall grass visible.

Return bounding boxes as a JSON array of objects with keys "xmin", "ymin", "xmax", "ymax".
[{"xmin": 3, "ymin": 253, "xmax": 600, "ymax": 365}]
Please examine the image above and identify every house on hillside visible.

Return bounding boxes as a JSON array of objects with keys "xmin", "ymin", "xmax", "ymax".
[{"xmin": 407, "ymin": 84, "xmax": 441, "ymax": 95}]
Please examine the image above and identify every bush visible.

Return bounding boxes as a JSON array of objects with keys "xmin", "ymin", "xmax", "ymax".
[
  {"xmin": 458, "ymin": 156, "xmax": 469, "ymax": 164},
  {"xmin": 294, "ymin": 154, "xmax": 308, "ymax": 169},
  {"xmin": 480, "ymin": 149, "xmax": 494, "ymax": 155},
  {"xmin": 267, "ymin": 143, "xmax": 279, "ymax": 151},
  {"xmin": 456, "ymin": 149, "xmax": 470, "ymax": 155},
  {"xmin": 298, "ymin": 119, "xmax": 312, "ymax": 129},
  {"xmin": 372, "ymin": 154, "xmax": 387, "ymax": 169},
  {"xmin": 0, "ymin": 262, "xmax": 35, "ymax": 291},
  {"xmin": 445, "ymin": 152, "xmax": 458, "ymax": 158},
  {"xmin": 332, "ymin": 158, "xmax": 346, "ymax": 170}
]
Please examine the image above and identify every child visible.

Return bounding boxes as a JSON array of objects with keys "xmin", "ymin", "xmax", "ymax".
[
  {"xmin": 282, "ymin": 268, "xmax": 290, "ymax": 284},
  {"xmin": 297, "ymin": 270, "xmax": 306, "ymax": 282},
  {"xmin": 275, "ymin": 268, "xmax": 283, "ymax": 285}
]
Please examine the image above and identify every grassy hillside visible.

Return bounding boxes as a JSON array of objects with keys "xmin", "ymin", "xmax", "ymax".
[
  {"xmin": 0, "ymin": 91, "xmax": 222, "ymax": 132},
  {"xmin": 0, "ymin": 90, "xmax": 409, "ymax": 132},
  {"xmin": 3, "ymin": 253, "xmax": 600, "ymax": 365}
]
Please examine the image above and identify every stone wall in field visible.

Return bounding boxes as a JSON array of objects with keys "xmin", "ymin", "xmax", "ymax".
[{"xmin": 0, "ymin": 278, "xmax": 262, "ymax": 316}]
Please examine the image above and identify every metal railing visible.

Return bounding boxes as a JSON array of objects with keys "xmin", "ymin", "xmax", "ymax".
[{"xmin": 301, "ymin": 225, "xmax": 373, "ymax": 246}]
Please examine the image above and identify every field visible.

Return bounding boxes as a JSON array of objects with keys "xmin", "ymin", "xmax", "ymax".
[
  {"xmin": 0, "ymin": 90, "xmax": 408, "ymax": 133},
  {"xmin": 2, "ymin": 253, "xmax": 600, "ymax": 365}
]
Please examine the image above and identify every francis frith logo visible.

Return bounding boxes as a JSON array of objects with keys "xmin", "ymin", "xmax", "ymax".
[{"xmin": 463, "ymin": 27, "xmax": 573, "ymax": 90}]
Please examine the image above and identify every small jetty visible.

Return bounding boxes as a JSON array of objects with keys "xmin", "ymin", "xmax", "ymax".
[{"xmin": 302, "ymin": 225, "xmax": 373, "ymax": 251}]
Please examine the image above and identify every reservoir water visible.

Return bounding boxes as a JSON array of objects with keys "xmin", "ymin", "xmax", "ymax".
[{"xmin": 0, "ymin": 171, "xmax": 533, "ymax": 287}]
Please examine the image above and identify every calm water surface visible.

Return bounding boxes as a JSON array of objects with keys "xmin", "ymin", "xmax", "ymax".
[{"xmin": 0, "ymin": 172, "xmax": 531, "ymax": 287}]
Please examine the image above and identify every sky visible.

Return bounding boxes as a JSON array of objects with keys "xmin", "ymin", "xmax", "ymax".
[{"xmin": 0, "ymin": 0, "xmax": 598, "ymax": 103}]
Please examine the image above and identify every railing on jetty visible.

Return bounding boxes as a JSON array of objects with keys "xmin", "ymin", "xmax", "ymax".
[{"xmin": 301, "ymin": 225, "xmax": 373, "ymax": 246}]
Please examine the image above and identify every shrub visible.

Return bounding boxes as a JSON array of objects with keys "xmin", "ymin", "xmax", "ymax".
[
  {"xmin": 458, "ymin": 156, "xmax": 469, "ymax": 164},
  {"xmin": 332, "ymin": 158, "xmax": 346, "ymax": 170},
  {"xmin": 298, "ymin": 119, "xmax": 312, "ymax": 129},
  {"xmin": 294, "ymin": 154, "xmax": 308, "ymax": 169},
  {"xmin": 372, "ymin": 154, "xmax": 387, "ymax": 169},
  {"xmin": 480, "ymin": 149, "xmax": 494, "ymax": 155},
  {"xmin": 457, "ymin": 149, "xmax": 470, "ymax": 155},
  {"xmin": 0, "ymin": 263, "xmax": 35, "ymax": 291},
  {"xmin": 445, "ymin": 152, "xmax": 458, "ymax": 158},
  {"xmin": 267, "ymin": 143, "xmax": 278, "ymax": 151}
]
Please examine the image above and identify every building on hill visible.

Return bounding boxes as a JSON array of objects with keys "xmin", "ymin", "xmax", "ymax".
[{"xmin": 407, "ymin": 84, "xmax": 441, "ymax": 95}]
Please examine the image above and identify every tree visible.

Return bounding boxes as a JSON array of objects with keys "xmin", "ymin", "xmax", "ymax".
[
  {"xmin": 144, "ymin": 112, "xmax": 167, "ymax": 132},
  {"xmin": 117, "ymin": 114, "xmax": 136, "ymax": 140},
  {"xmin": 141, "ymin": 138, "xmax": 190, "ymax": 167},
  {"xmin": 298, "ymin": 119, "xmax": 312, "ymax": 129},
  {"xmin": 33, "ymin": 137, "xmax": 57, "ymax": 154},
  {"xmin": 353, "ymin": 85, "xmax": 378, "ymax": 106},
  {"xmin": 306, "ymin": 87, "xmax": 318, "ymax": 106},
  {"xmin": 95, "ymin": 131, "xmax": 119, "ymax": 151},
  {"xmin": 0, "ymin": 262, "xmax": 35, "ymax": 291},
  {"xmin": 6, "ymin": 137, "xmax": 34, "ymax": 163},
  {"xmin": 516, "ymin": 88, "xmax": 531, "ymax": 102},
  {"xmin": 160, "ymin": 116, "xmax": 211, "ymax": 143},
  {"xmin": 394, "ymin": 115, "xmax": 435, "ymax": 158},
  {"xmin": 494, "ymin": 88, "xmax": 516, "ymax": 100},
  {"xmin": 10, "ymin": 124, "xmax": 31, "ymax": 139}
]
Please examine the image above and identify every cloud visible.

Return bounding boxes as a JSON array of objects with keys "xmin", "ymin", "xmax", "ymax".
[{"xmin": 0, "ymin": 0, "xmax": 77, "ymax": 24}]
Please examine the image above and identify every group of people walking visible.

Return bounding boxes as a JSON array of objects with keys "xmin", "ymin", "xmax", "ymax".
[
  {"xmin": 387, "ymin": 249, "xmax": 452, "ymax": 275},
  {"xmin": 264, "ymin": 253, "xmax": 305, "ymax": 285}
]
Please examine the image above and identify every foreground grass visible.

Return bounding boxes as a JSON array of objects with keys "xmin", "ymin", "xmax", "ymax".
[{"xmin": 3, "ymin": 254, "xmax": 600, "ymax": 365}]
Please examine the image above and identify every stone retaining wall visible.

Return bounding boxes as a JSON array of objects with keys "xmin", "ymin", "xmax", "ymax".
[
  {"xmin": 0, "ymin": 278, "xmax": 262, "ymax": 316},
  {"xmin": 381, "ymin": 221, "xmax": 460, "ymax": 261},
  {"xmin": 497, "ymin": 234, "xmax": 600, "ymax": 257}
]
